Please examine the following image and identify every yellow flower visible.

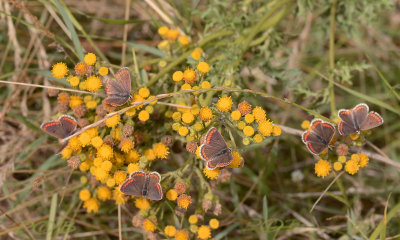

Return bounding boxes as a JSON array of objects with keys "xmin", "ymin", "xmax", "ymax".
[
  {"xmin": 113, "ymin": 188, "xmax": 126, "ymax": 204},
  {"xmin": 86, "ymin": 100, "xmax": 97, "ymax": 109},
  {"xmin": 197, "ymin": 225, "xmax": 211, "ymax": 240},
  {"xmin": 126, "ymin": 150, "xmax": 140, "ymax": 163},
  {"xmin": 338, "ymin": 155, "xmax": 347, "ymax": 163},
  {"xmin": 243, "ymin": 138, "xmax": 250, "ymax": 145},
  {"xmin": 145, "ymin": 105, "xmax": 154, "ymax": 114},
  {"xmin": 97, "ymin": 186, "xmax": 111, "ymax": 201},
  {"xmin": 176, "ymin": 230, "xmax": 189, "ymax": 240},
  {"xmin": 178, "ymin": 126, "xmax": 189, "ymax": 136},
  {"xmin": 83, "ymin": 198, "xmax": 100, "ymax": 213},
  {"xmin": 158, "ymin": 26, "xmax": 169, "ymax": 35},
  {"xmin": 189, "ymin": 215, "xmax": 198, "ymax": 224},
  {"xmin": 106, "ymin": 178, "xmax": 115, "ymax": 188},
  {"xmin": 80, "ymin": 176, "xmax": 88, "ymax": 184},
  {"xmin": 105, "ymin": 115, "xmax": 120, "ymax": 128},
  {"xmin": 258, "ymin": 120, "xmax": 273, "ymax": 136},
  {"xmin": 68, "ymin": 136, "xmax": 81, "ymax": 151},
  {"xmin": 177, "ymin": 194, "xmax": 192, "ymax": 209},
  {"xmin": 78, "ymin": 132, "xmax": 91, "ymax": 147},
  {"xmin": 97, "ymin": 144, "xmax": 113, "ymax": 160},
  {"xmin": 98, "ymin": 67, "xmax": 109, "ymax": 76},
  {"xmin": 201, "ymin": 81, "xmax": 211, "ymax": 89},
  {"xmin": 190, "ymin": 225, "xmax": 198, "ymax": 233},
  {"xmin": 79, "ymin": 161, "xmax": 90, "ymax": 172},
  {"xmin": 164, "ymin": 225, "xmax": 177, "ymax": 237},
  {"xmin": 69, "ymin": 96, "xmax": 83, "ymax": 109},
  {"xmin": 90, "ymin": 136, "xmax": 103, "ymax": 148},
  {"xmin": 135, "ymin": 197, "xmax": 150, "ymax": 210},
  {"xmin": 79, "ymin": 189, "xmax": 91, "ymax": 201},
  {"xmin": 84, "ymin": 53, "xmax": 96, "ymax": 65},
  {"xmin": 203, "ymin": 168, "xmax": 220, "ymax": 180},
  {"xmin": 114, "ymin": 170, "xmax": 127, "ymax": 185},
  {"xmin": 191, "ymin": 104, "xmax": 200, "ymax": 115},
  {"xmin": 75, "ymin": 62, "xmax": 89, "ymax": 76},
  {"xmin": 138, "ymin": 110, "xmax": 150, "ymax": 122},
  {"xmin": 217, "ymin": 96, "xmax": 233, "ymax": 112},
  {"xmin": 209, "ymin": 218, "xmax": 219, "ymax": 229},
  {"xmin": 101, "ymin": 160, "xmax": 112, "ymax": 172},
  {"xmin": 143, "ymin": 219, "xmax": 157, "ymax": 232},
  {"xmin": 333, "ymin": 162, "xmax": 343, "ymax": 171},
  {"xmin": 194, "ymin": 122, "xmax": 204, "ymax": 131},
  {"xmin": 52, "ymin": 62, "xmax": 68, "ymax": 79},
  {"xmin": 145, "ymin": 149, "xmax": 156, "ymax": 161},
  {"xmin": 126, "ymin": 108, "xmax": 136, "ymax": 117},
  {"xmin": 183, "ymin": 68, "xmax": 196, "ymax": 84},
  {"xmin": 351, "ymin": 153, "xmax": 360, "ymax": 162},
  {"xmin": 359, "ymin": 152, "xmax": 369, "ymax": 168},
  {"xmin": 229, "ymin": 151, "xmax": 243, "ymax": 168},
  {"xmin": 243, "ymin": 126, "xmax": 255, "ymax": 136},
  {"xmin": 93, "ymin": 157, "xmax": 103, "ymax": 167},
  {"xmin": 69, "ymin": 76, "xmax": 80, "ymax": 87},
  {"xmin": 158, "ymin": 40, "xmax": 169, "ymax": 50},
  {"xmin": 178, "ymin": 35, "xmax": 190, "ymax": 45},
  {"xmin": 153, "ymin": 142, "xmax": 169, "ymax": 159},
  {"xmin": 127, "ymin": 163, "xmax": 140, "ymax": 174},
  {"xmin": 165, "ymin": 189, "xmax": 178, "ymax": 201},
  {"xmin": 244, "ymin": 114, "xmax": 255, "ymax": 124},
  {"xmin": 120, "ymin": 138, "xmax": 134, "ymax": 153},
  {"xmin": 253, "ymin": 134, "xmax": 263, "ymax": 143},
  {"xmin": 191, "ymin": 48, "xmax": 202, "ymax": 60},
  {"xmin": 138, "ymin": 88, "xmax": 150, "ymax": 98},
  {"xmin": 345, "ymin": 159, "xmax": 360, "ymax": 175},
  {"xmin": 166, "ymin": 29, "xmax": 179, "ymax": 40},
  {"xmin": 173, "ymin": 71, "xmax": 183, "ymax": 82},
  {"xmin": 200, "ymin": 107, "xmax": 213, "ymax": 122},
  {"xmin": 197, "ymin": 62, "xmax": 210, "ymax": 74},
  {"xmin": 182, "ymin": 112, "xmax": 195, "ymax": 124},
  {"xmin": 172, "ymin": 112, "xmax": 182, "ymax": 122},
  {"xmin": 301, "ymin": 120, "xmax": 310, "ymax": 130},
  {"xmin": 181, "ymin": 83, "xmax": 191, "ymax": 91},
  {"xmin": 61, "ymin": 147, "xmax": 72, "ymax": 159},
  {"xmin": 315, "ymin": 159, "xmax": 331, "ymax": 178},
  {"xmin": 349, "ymin": 133, "xmax": 359, "ymax": 140},
  {"xmin": 95, "ymin": 168, "xmax": 108, "ymax": 182},
  {"xmin": 252, "ymin": 107, "xmax": 266, "ymax": 122},
  {"xmin": 86, "ymin": 76, "xmax": 102, "ymax": 92},
  {"xmin": 272, "ymin": 125, "xmax": 282, "ymax": 136}
]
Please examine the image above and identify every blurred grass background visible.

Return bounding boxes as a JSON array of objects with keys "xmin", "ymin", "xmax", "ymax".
[{"xmin": 0, "ymin": 0, "xmax": 400, "ymax": 239}]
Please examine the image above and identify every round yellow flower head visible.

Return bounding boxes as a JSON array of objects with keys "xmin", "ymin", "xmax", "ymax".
[
  {"xmin": 61, "ymin": 147, "xmax": 72, "ymax": 159},
  {"xmin": 143, "ymin": 219, "xmax": 157, "ymax": 232},
  {"xmin": 166, "ymin": 189, "xmax": 178, "ymax": 201},
  {"xmin": 68, "ymin": 136, "xmax": 81, "ymax": 151},
  {"xmin": 86, "ymin": 76, "xmax": 102, "ymax": 92},
  {"xmin": 345, "ymin": 159, "xmax": 360, "ymax": 175},
  {"xmin": 177, "ymin": 194, "xmax": 192, "ymax": 209},
  {"xmin": 178, "ymin": 126, "xmax": 189, "ymax": 136},
  {"xmin": 272, "ymin": 125, "xmax": 282, "ymax": 136},
  {"xmin": 217, "ymin": 96, "xmax": 233, "ymax": 112},
  {"xmin": 197, "ymin": 225, "xmax": 211, "ymax": 240},
  {"xmin": 135, "ymin": 197, "xmax": 150, "ymax": 210},
  {"xmin": 173, "ymin": 71, "xmax": 184, "ymax": 82},
  {"xmin": 182, "ymin": 112, "xmax": 195, "ymax": 124},
  {"xmin": 252, "ymin": 106, "xmax": 266, "ymax": 122},
  {"xmin": 93, "ymin": 157, "xmax": 103, "ymax": 167},
  {"xmin": 127, "ymin": 163, "xmax": 140, "ymax": 174},
  {"xmin": 84, "ymin": 53, "xmax": 96, "ymax": 65},
  {"xmin": 145, "ymin": 149, "xmax": 156, "ymax": 161},
  {"xmin": 200, "ymin": 107, "xmax": 213, "ymax": 122},
  {"xmin": 315, "ymin": 159, "xmax": 331, "ymax": 178},
  {"xmin": 245, "ymin": 114, "xmax": 255, "ymax": 124},
  {"xmin": 105, "ymin": 115, "xmax": 120, "ymax": 128},
  {"xmin": 229, "ymin": 151, "xmax": 243, "ymax": 168},
  {"xmin": 52, "ymin": 62, "xmax": 68, "ymax": 79},
  {"xmin": 230, "ymin": 110, "xmax": 241, "ymax": 121},
  {"xmin": 197, "ymin": 62, "xmax": 210, "ymax": 74},
  {"xmin": 359, "ymin": 152, "xmax": 369, "ymax": 168},
  {"xmin": 78, "ymin": 132, "xmax": 91, "ymax": 147},
  {"xmin": 338, "ymin": 155, "xmax": 346, "ymax": 163},
  {"xmin": 172, "ymin": 112, "xmax": 182, "ymax": 122},
  {"xmin": 106, "ymin": 178, "xmax": 115, "ymax": 188},
  {"xmin": 158, "ymin": 26, "xmax": 169, "ymax": 35},
  {"xmin": 301, "ymin": 120, "xmax": 310, "ymax": 130},
  {"xmin": 86, "ymin": 100, "xmax": 97, "ymax": 109},
  {"xmin": 164, "ymin": 225, "xmax": 177, "ymax": 237},
  {"xmin": 138, "ymin": 110, "xmax": 150, "ymax": 122},
  {"xmin": 253, "ymin": 134, "xmax": 263, "ymax": 143},
  {"xmin": 183, "ymin": 68, "xmax": 196, "ymax": 84},
  {"xmin": 191, "ymin": 48, "xmax": 202, "ymax": 60},
  {"xmin": 333, "ymin": 161, "xmax": 343, "ymax": 171},
  {"xmin": 90, "ymin": 136, "xmax": 103, "ymax": 148},
  {"xmin": 201, "ymin": 81, "xmax": 211, "ymax": 89},
  {"xmin": 97, "ymin": 144, "xmax": 113, "ymax": 160},
  {"xmin": 188, "ymin": 215, "xmax": 198, "ymax": 224},
  {"xmin": 98, "ymin": 67, "xmax": 109, "ymax": 76},
  {"xmin": 101, "ymin": 160, "xmax": 112, "ymax": 172},
  {"xmin": 209, "ymin": 218, "xmax": 219, "ymax": 229},
  {"xmin": 243, "ymin": 126, "xmax": 255, "ymax": 136},
  {"xmin": 153, "ymin": 142, "xmax": 169, "ymax": 159},
  {"xmin": 97, "ymin": 186, "xmax": 111, "ymax": 201},
  {"xmin": 176, "ymin": 230, "xmax": 189, "ymax": 240},
  {"xmin": 120, "ymin": 138, "xmax": 134, "ymax": 153},
  {"xmin": 69, "ymin": 76, "xmax": 80, "ymax": 87},
  {"xmin": 190, "ymin": 224, "xmax": 198, "ymax": 233},
  {"xmin": 95, "ymin": 168, "xmax": 108, "ymax": 182},
  {"xmin": 178, "ymin": 35, "xmax": 190, "ymax": 45},
  {"xmin": 114, "ymin": 170, "xmax": 127, "ymax": 185},
  {"xmin": 190, "ymin": 104, "xmax": 200, "ymax": 115},
  {"xmin": 166, "ymin": 29, "xmax": 180, "ymax": 40},
  {"xmin": 194, "ymin": 122, "xmax": 204, "ymax": 131},
  {"xmin": 203, "ymin": 167, "xmax": 220, "ymax": 180},
  {"xmin": 351, "ymin": 153, "xmax": 360, "ymax": 162},
  {"xmin": 83, "ymin": 198, "xmax": 100, "ymax": 213},
  {"xmin": 79, "ymin": 161, "xmax": 90, "ymax": 172},
  {"xmin": 79, "ymin": 189, "xmax": 91, "ymax": 201},
  {"xmin": 69, "ymin": 96, "xmax": 83, "ymax": 109},
  {"xmin": 113, "ymin": 188, "xmax": 126, "ymax": 204},
  {"xmin": 138, "ymin": 88, "xmax": 150, "ymax": 98},
  {"xmin": 258, "ymin": 120, "xmax": 273, "ymax": 136}
]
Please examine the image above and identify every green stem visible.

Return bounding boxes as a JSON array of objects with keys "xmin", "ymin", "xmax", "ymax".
[
  {"xmin": 335, "ymin": 174, "xmax": 350, "ymax": 207},
  {"xmin": 328, "ymin": 0, "xmax": 338, "ymax": 116},
  {"xmin": 368, "ymin": 201, "xmax": 400, "ymax": 240}
]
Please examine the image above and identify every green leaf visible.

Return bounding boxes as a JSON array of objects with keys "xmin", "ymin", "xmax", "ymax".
[{"xmin": 214, "ymin": 222, "xmax": 241, "ymax": 240}]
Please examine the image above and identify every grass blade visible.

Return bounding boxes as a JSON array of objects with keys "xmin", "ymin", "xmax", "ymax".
[{"xmin": 46, "ymin": 193, "xmax": 58, "ymax": 240}]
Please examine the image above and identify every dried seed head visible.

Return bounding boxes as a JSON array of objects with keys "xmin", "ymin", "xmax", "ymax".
[
  {"xmin": 161, "ymin": 135, "xmax": 173, "ymax": 146},
  {"xmin": 67, "ymin": 156, "xmax": 80, "ymax": 169},
  {"xmin": 146, "ymin": 232, "xmax": 158, "ymax": 240},
  {"xmin": 73, "ymin": 105, "xmax": 87, "ymax": 118},
  {"xmin": 336, "ymin": 144, "xmax": 349, "ymax": 156},
  {"xmin": 186, "ymin": 141, "xmax": 197, "ymax": 153},
  {"xmin": 238, "ymin": 101, "xmax": 252, "ymax": 116},
  {"xmin": 213, "ymin": 203, "xmax": 222, "ymax": 216},
  {"xmin": 57, "ymin": 103, "xmax": 69, "ymax": 114},
  {"xmin": 103, "ymin": 103, "xmax": 116, "ymax": 112},
  {"xmin": 33, "ymin": 175, "xmax": 45, "ymax": 190},
  {"xmin": 57, "ymin": 92, "xmax": 70, "ymax": 105},
  {"xmin": 134, "ymin": 131, "xmax": 145, "ymax": 145},
  {"xmin": 174, "ymin": 181, "xmax": 187, "ymax": 194},
  {"xmin": 202, "ymin": 199, "xmax": 212, "ymax": 212},
  {"xmin": 89, "ymin": 175, "xmax": 97, "ymax": 187},
  {"xmin": 47, "ymin": 88, "xmax": 59, "ymax": 97},
  {"xmin": 218, "ymin": 169, "xmax": 231, "ymax": 182},
  {"xmin": 78, "ymin": 118, "xmax": 90, "ymax": 128},
  {"xmin": 123, "ymin": 124, "xmax": 134, "ymax": 137},
  {"xmin": 96, "ymin": 105, "xmax": 107, "ymax": 117},
  {"xmin": 132, "ymin": 214, "xmax": 144, "ymax": 227},
  {"xmin": 103, "ymin": 136, "xmax": 114, "ymax": 147},
  {"xmin": 174, "ymin": 207, "xmax": 186, "ymax": 217}
]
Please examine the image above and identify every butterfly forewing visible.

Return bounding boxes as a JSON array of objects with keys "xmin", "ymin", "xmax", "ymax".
[
  {"xmin": 103, "ymin": 95, "xmax": 130, "ymax": 106},
  {"xmin": 120, "ymin": 171, "xmax": 146, "ymax": 196},
  {"xmin": 338, "ymin": 121, "xmax": 356, "ymax": 135},
  {"xmin": 352, "ymin": 103, "xmax": 369, "ymax": 129},
  {"xmin": 146, "ymin": 172, "xmax": 163, "ymax": 201},
  {"xmin": 115, "ymin": 67, "xmax": 131, "ymax": 94},
  {"xmin": 359, "ymin": 112, "xmax": 384, "ymax": 130},
  {"xmin": 306, "ymin": 141, "xmax": 327, "ymax": 155},
  {"xmin": 59, "ymin": 115, "xmax": 77, "ymax": 135},
  {"xmin": 199, "ymin": 144, "xmax": 221, "ymax": 162},
  {"xmin": 207, "ymin": 149, "xmax": 233, "ymax": 169},
  {"xmin": 205, "ymin": 127, "xmax": 227, "ymax": 148},
  {"xmin": 41, "ymin": 121, "xmax": 68, "ymax": 139},
  {"xmin": 320, "ymin": 122, "xmax": 335, "ymax": 144}
]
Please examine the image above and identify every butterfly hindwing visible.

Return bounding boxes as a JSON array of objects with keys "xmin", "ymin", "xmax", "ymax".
[
  {"xmin": 59, "ymin": 115, "xmax": 77, "ymax": 135},
  {"xmin": 146, "ymin": 172, "xmax": 163, "ymax": 201},
  {"xmin": 359, "ymin": 111, "xmax": 384, "ymax": 131},
  {"xmin": 115, "ymin": 67, "xmax": 131, "ymax": 94},
  {"xmin": 120, "ymin": 171, "xmax": 146, "ymax": 196}
]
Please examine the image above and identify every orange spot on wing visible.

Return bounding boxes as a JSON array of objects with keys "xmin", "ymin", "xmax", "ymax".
[
  {"xmin": 307, "ymin": 142, "xmax": 319, "ymax": 154},
  {"xmin": 322, "ymin": 123, "xmax": 334, "ymax": 130},
  {"xmin": 206, "ymin": 129, "xmax": 217, "ymax": 144},
  {"xmin": 311, "ymin": 121, "xmax": 321, "ymax": 129},
  {"xmin": 201, "ymin": 148, "xmax": 209, "ymax": 160}
]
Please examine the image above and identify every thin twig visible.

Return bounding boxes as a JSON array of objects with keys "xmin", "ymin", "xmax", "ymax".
[
  {"xmin": 310, "ymin": 171, "xmax": 344, "ymax": 213},
  {"xmin": 156, "ymin": 101, "xmax": 191, "ymax": 109},
  {"xmin": 118, "ymin": 204, "xmax": 122, "ymax": 240}
]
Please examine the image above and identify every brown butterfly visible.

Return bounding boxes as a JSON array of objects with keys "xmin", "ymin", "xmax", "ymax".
[{"xmin": 199, "ymin": 127, "xmax": 233, "ymax": 169}]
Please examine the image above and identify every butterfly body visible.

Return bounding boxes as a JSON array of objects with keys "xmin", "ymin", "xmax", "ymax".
[
  {"xmin": 120, "ymin": 171, "xmax": 163, "ymax": 201},
  {"xmin": 302, "ymin": 119, "xmax": 335, "ymax": 155},
  {"xmin": 199, "ymin": 127, "xmax": 233, "ymax": 169},
  {"xmin": 103, "ymin": 67, "xmax": 132, "ymax": 106},
  {"xmin": 338, "ymin": 103, "xmax": 384, "ymax": 135}
]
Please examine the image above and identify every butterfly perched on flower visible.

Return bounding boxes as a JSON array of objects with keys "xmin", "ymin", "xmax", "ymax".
[
  {"xmin": 302, "ymin": 119, "xmax": 335, "ymax": 155},
  {"xmin": 103, "ymin": 67, "xmax": 132, "ymax": 106},
  {"xmin": 338, "ymin": 103, "xmax": 383, "ymax": 135},
  {"xmin": 120, "ymin": 171, "xmax": 163, "ymax": 201},
  {"xmin": 40, "ymin": 115, "xmax": 77, "ymax": 152},
  {"xmin": 199, "ymin": 127, "xmax": 233, "ymax": 169}
]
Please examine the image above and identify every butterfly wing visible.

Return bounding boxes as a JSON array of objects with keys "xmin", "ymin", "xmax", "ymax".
[
  {"xmin": 338, "ymin": 109, "xmax": 357, "ymax": 135},
  {"xmin": 359, "ymin": 111, "xmax": 384, "ymax": 131},
  {"xmin": 199, "ymin": 144, "xmax": 221, "ymax": 162},
  {"xmin": 204, "ymin": 127, "xmax": 227, "ymax": 149},
  {"xmin": 306, "ymin": 141, "xmax": 327, "ymax": 155},
  {"xmin": 206, "ymin": 149, "xmax": 233, "ymax": 169},
  {"xmin": 115, "ymin": 67, "xmax": 131, "ymax": 95},
  {"xmin": 41, "ymin": 120, "xmax": 69, "ymax": 139},
  {"xmin": 59, "ymin": 115, "xmax": 77, "ymax": 135},
  {"xmin": 320, "ymin": 122, "xmax": 335, "ymax": 145},
  {"xmin": 146, "ymin": 172, "xmax": 163, "ymax": 201},
  {"xmin": 352, "ymin": 103, "xmax": 369, "ymax": 129},
  {"xmin": 103, "ymin": 95, "xmax": 130, "ymax": 106},
  {"xmin": 120, "ymin": 171, "xmax": 146, "ymax": 196},
  {"xmin": 103, "ymin": 77, "xmax": 130, "ymax": 106}
]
